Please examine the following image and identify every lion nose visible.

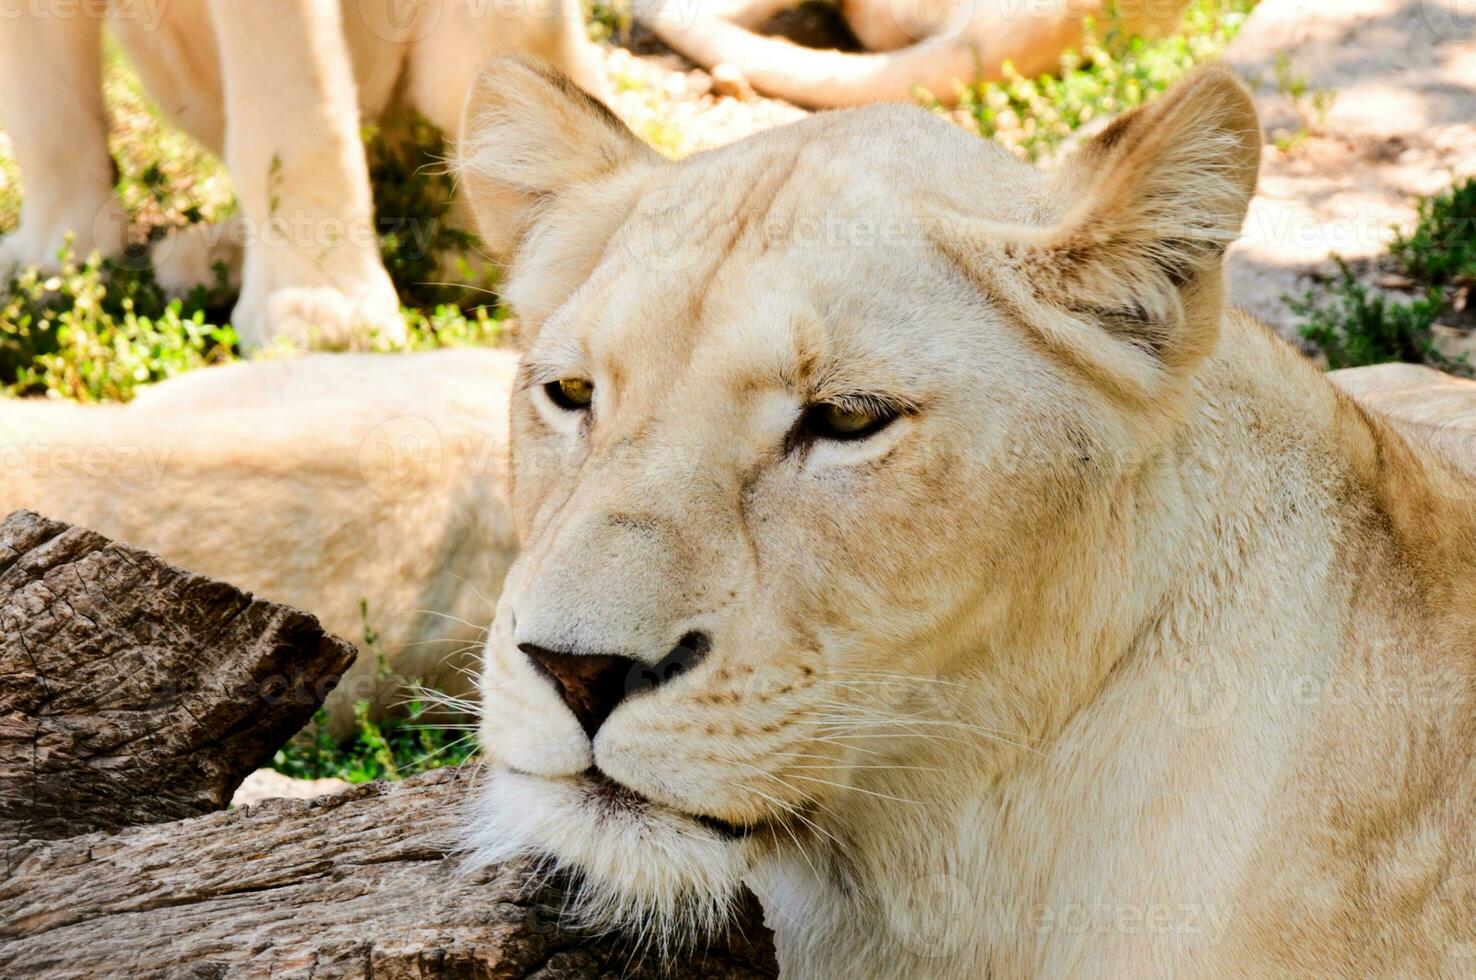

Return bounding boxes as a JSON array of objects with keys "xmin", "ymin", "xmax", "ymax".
[{"xmin": 519, "ymin": 632, "xmax": 711, "ymax": 738}]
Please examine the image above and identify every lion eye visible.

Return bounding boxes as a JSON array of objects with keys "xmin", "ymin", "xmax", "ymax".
[
  {"xmin": 802, "ymin": 402, "xmax": 897, "ymax": 441},
  {"xmin": 545, "ymin": 378, "xmax": 594, "ymax": 411}
]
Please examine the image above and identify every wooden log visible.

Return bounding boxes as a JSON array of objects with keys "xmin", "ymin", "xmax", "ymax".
[
  {"xmin": 0, "ymin": 767, "xmax": 779, "ymax": 979},
  {"xmin": 0, "ymin": 510, "xmax": 357, "ymax": 842}
]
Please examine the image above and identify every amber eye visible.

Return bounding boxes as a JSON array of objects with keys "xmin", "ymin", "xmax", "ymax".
[
  {"xmin": 544, "ymin": 378, "xmax": 594, "ymax": 411},
  {"xmin": 802, "ymin": 402, "xmax": 898, "ymax": 442}
]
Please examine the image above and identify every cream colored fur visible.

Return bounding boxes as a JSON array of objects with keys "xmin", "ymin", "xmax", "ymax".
[
  {"xmin": 459, "ymin": 58, "xmax": 1476, "ymax": 976},
  {"xmin": 0, "ymin": 349, "xmax": 519, "ymax": 735},
  {"xmin": 637, "ymin": 0, "xmax": 1187, "ymax": 107},
  {"xmin": 0, "ymin": 0, "xmax": 603, "ymax": 349}
]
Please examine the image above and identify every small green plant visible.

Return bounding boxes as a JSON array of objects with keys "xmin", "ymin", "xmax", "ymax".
[
  {"xmin": 1293, "ymin": 178, "xmax": 1476, "ymax": 377},
  {"xmin": 271, "ymin": 697, "xmax": 478, "ymax": 784},
  {"xmin": 1, "ymin": 248, "xmax": 237, "ymax": 400},
  {"xmin": 1289, "ymin": 259, "xmax": 1463, "ymax": 373},
  {"xmin": 1390, "ymin": 178, "xmax": 1476, "ymax": 287},
  {"xmin": 1268, "ymin": 53, "xmax": 1334, "ymax": 151},
  {"xmin": 934, "ymin": 0, "xmax": 1257, "ymax": 162},
  {"xmin": 272, "ymin": 602, "xmax": 479, "ymax": 783}
]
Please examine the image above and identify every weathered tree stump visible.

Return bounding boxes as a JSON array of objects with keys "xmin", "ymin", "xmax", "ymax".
[
  {"xmin": 0, "ymin": 767, "xmax": 779, "ymax": 978},
  {"xmin": 0, "ymin": 510, "xmax": 357, "ymax": 841}
]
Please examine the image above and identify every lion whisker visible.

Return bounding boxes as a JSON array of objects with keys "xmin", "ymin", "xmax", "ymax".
[
  {"xmin": 782, "ymin": 772, "xmax": 932, "ymax": 807},
  {"xmin": 411, "ymin": 608, "xmax": 491, "ymax": 634}
]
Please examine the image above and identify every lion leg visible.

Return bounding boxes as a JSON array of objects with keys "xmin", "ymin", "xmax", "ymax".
[
  {"xmin": 0, "ymin": 7, "xmax": 127, "ymax": 275},
  {"xmin": 205, "ymin": 0, "xmax": 403, "ymax": 350},
  {"xmin": 405, "ymin": 0, "xmax": 607, "ymax": 137},
  {"xmin": 152, "ymin": 217, "xmax": 246, "ymax": 297}
]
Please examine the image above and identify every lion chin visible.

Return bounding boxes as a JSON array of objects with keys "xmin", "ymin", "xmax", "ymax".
[{"xmin": 463, "ymin": 768, "xmax": 753, "ymax": 948}]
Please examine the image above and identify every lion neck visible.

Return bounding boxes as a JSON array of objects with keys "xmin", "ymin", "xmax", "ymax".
[{"xmin": 750, "ymin": 313, "xmax": 1397, "ymax": 978}]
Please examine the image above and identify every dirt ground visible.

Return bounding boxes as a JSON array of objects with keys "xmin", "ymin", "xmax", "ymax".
[{"xmin": 1224, "ymin": 0, "xmax": 1476, "ymax": 349}]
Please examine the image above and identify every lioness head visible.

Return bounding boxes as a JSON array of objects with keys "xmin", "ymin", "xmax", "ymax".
[{"xmin": 458, "ymin": 57, "xmax": 1259, "ymax": 944}]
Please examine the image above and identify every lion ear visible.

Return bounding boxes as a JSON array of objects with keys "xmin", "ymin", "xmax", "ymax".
[
  {"xmin": 457, "ymin": 55, "xmax": 657, "ymax": 257},
  {"xmin": 936, "ymin": 66, "xmax": 1262, "ymax": 399}
]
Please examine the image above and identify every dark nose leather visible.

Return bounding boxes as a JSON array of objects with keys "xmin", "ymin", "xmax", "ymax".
[{"xmin": 520, "ymin": 632, "xmax": 711, "ymax": 737}]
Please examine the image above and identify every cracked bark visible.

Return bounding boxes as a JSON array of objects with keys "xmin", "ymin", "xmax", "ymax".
[
  {"xmin": 0, "ymin": 510, "xmax": 358, "ymax": 841},
  {"xmin": 0, "ymin": 768, "xmax": 779, "ymax": 978}
]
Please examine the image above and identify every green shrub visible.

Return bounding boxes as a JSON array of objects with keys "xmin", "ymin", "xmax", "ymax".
[
  {"xmin": 1289, "ymin": 259, "xmax": 1462, "ymax": 372},
  {"xmin": 1, "ymin": 250, "xmax": 237, "ymax": 401},
  {"xmin": 273, "ymin": 603, "xmax": 479, "ymax": 783},
  {"xmin": 1390, "ymin": 178, "xmax": 1476, "ymax": 287},
  {"xmin": 935, "ymin": 0, "xmax": 1257, "ymax": 162},
  {"xmin": 1293, "ymin": 178, "xmax": 1476, "ymax": 377}
]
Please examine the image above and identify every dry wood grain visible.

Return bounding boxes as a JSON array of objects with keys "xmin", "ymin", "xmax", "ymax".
[
  {"xmin": 0, "ymin": 509, "xmax": 357, "ymax": 841},
  {"xmin": 0, "ymin": 767, "xmax": 779, "ymax": 979}
]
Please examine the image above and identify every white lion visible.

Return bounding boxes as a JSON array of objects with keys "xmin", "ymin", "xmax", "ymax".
[
  {"xmin": 457, "ymin": 56, "xmax": 1476, "ymax": 976},
  {"xmin": 0, "ymin": 0, "xmax": 604, "ymax": 349}
]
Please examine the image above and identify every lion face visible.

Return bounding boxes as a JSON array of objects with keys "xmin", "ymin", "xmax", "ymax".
[{"xmin": 457, "ymin": 57, "xmax": 1260, "ymax": 942}]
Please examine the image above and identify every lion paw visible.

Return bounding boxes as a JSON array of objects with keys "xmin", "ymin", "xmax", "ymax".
[{"xmin": 231, "ymin": 272, "xmax": 406, "ymax": 351}]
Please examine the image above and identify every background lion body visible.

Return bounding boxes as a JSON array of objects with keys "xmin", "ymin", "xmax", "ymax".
[{"xmin": 0, "ymin": 349, "xmax": 520, "ymax": 735}]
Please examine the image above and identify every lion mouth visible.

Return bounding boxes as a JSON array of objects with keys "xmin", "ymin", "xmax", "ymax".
[{"xmin": 580, "ymin": 767, "xmax": 757, "ymax": 841}]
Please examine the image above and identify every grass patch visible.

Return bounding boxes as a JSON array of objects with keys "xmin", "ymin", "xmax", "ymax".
[
  {"xmin": 1292, "ymin": 177, "xmax": 1475, "ymax": 377},
  {"xmin": 1, "ymin": 254, "xmax": 237, "ymax": 401},
  {"xmin": 933, "ymin": 0, "xmax": 1257, "ymax": 162},
  {"xmin": 1289, "ymin": 260, "xmax": 1457, "ymax": 372},
  {"xmin": 1390, "ymin": 178, "xmax": 1476, "ymax": 287},
  {"xmin": 273, "ymin": 603, "xmax": 479, "ymax": 783},
  {"xmin": 272, "ymin": 698, "xmax": 478, "ymax": 784}
]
